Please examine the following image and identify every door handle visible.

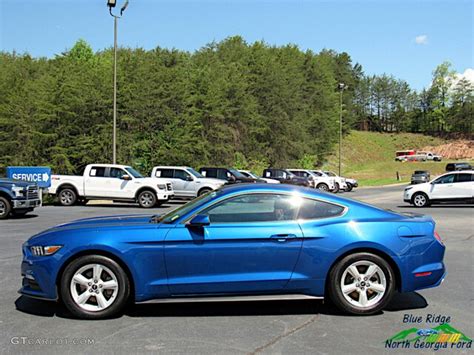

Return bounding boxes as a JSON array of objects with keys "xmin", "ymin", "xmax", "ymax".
[{"xmin": 270, "ymin": 234, "xmax": 297, "ymax": 242}]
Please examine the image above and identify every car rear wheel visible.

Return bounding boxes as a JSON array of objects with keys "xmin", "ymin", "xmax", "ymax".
[
  {"xmin": 317, "ymin": 183, "xmax": 329, "ymax": 192},
  {"xmin": 137, "ymin": 190, "xmax": 157, "ymax": 208},
  {"xmin": 58, "ymin": 188, "xmax": 77, "ymax": 206},
  {"xmin": 60, "ymin": 255, "xmax": 130, "ymax": 319},
  {"xmin": 0, "ymin": 197, "xmax": 12, "ymax": 219},
  {"xmin": 345, "ymin": 183, "xmax": 353, "ymax": 192},
  {"xmin": 333, "ymin": 183, "xmax": 340, "ymax": 193},
  {"xmin": 412, "ymin": 192, "xmax": 430, "ymax": 207},
  {"xmin": 328, "ymin": 253, "xmax": 395, "ymax": 315}
]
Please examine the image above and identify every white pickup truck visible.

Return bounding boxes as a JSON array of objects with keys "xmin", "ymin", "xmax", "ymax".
[{"xmin": 48, "ymin": 164, "xmax": 174, "ymax": 208}]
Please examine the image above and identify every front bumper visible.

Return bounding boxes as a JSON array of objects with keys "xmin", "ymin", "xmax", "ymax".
[{"xmin": 13, "ymin": 198, "xmax": 41, "ymax": 209}]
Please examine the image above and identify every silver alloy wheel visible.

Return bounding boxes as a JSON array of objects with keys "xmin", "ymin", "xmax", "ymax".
[
  {"xmin": 60, "ymin": 190, "xmax": 74, "ymax": 205},
  {"xmin": 340, "ymin": 260, "xmax": 387, "ymax": 309},
  {"xmin": 139, "ymin": 192, "xmax": 155, "ymax": 207},
  {"xmin": 413, "ymin": 194, "xmax": 427, "ymax": 207},
  {"xmin": 318, "ymin": 184, "xmax": 329, "ymax": 191},
  {"xmin": 0, "ymin": 200, "xmax": 6, "ymax": 216},
  {"xmin": 70, "ymin": 263, "xmax": 119, "ymax": 312}
]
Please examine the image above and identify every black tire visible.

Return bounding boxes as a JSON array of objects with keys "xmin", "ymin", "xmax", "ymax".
[
  {"xmin": 58, "ymin": 188, "xmax": 77, "ymax": 206},
  {"xmin": 333, "ymin": 183, "xmax": 340, "ymax": 193},
  {"xmin": 137, "ymin": 190, "xmax": 157, "ymax": 208},
  {"xmin": 60, "ymin": 255, "xmax": 130, "ymax": 320},
  {"xmin": 412, "ymin": 192, "xmax": 430, "ymax": 207},
  {"xmin": 327, "ymin": 252, "xmax": 395, "ymax": 315},
  {"xmin": 0, "ymin": 197, "xmax": 12, "ymax": 219},
  {"xmin": 198, "ymin": 188, "xmax": 212, "ymax": 196},
  {"xmin": 317, "ymin": 183, "xmax": 329, "ymax": 192},
  {"xmin": 345, "ymin": 183, "xmax": 353, "ymax": 192}
]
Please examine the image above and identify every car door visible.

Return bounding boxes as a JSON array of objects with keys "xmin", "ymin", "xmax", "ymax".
[
  {"xmin": 174, "ymin": 169, "xmax": 195, "ymax": 197},
  {"xmin": 164, "ymin": 193, "xmax": 304, "ymax": 295},
  {"xmin": 106, "ymin": 167, "xmax": 135, "ymax": 198},
  {"xmin": 453, "ymin": 173, "xmax": 474, "ymax": 199},
  {"xmin": 430, "ymin": 174, "xmax": 456, "ymax": 200},
  {"xmin": 84, "ymin": 166, "xmax": 108, "ymax": 197}
]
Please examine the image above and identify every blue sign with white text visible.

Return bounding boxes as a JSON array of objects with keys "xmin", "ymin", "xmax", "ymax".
[{"xmin": 6, "ymin": 166, "xmax": 52, "ymax": 188}]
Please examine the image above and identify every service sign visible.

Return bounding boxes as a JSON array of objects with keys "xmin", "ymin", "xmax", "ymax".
[{"xmin": 6, "ymin": 166, "xmax": 52, "ymax": 188}]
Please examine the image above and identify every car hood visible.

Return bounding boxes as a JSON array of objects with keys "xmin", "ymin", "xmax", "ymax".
[
  {"xmin": 27, "ymin": 214, "xmax": 158, "ymax": 243},
  {"xmin": 0, "ymin": 178, "xmax": 34, "ymax": 187}
]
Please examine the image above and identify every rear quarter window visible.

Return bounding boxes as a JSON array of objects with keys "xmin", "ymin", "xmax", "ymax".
[{"xmin": 298, "ymin": 198, "xmax": 345, "ymax": 220}]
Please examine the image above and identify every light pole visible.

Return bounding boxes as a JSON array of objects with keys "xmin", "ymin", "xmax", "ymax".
[
  {"xmin": 338, "ymin": 83, "xmax": 346, "ymax": 176},
  {"xmin": 107, "ymin": 0, "xmax": 129, "ymax": 164}
]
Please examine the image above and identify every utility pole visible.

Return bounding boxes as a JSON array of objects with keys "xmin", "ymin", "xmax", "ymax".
[
  {"xmin": 107, "ymin": 0, "xmax": 129, "ymax": 164},
  {"xmin": 338, "ymin": 83, "xmax": 346, "ymax": 176}
]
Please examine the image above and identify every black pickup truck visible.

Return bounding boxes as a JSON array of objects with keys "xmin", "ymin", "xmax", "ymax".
[{"xmin": 0, "ymin": 178, "xmax": 41, "ymax": 219}]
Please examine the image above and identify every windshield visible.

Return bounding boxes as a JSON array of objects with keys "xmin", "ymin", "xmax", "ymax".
[
  {"xmin": 228, "ymin": 168, "xmax": 247, "ymax": 179},
  {"xmin": 125, "ymin": 167, "xmax": 144, "ymax": 178},
  {"xmin": 247, "ymin": 171, "xmax": 258, "ymax": 179},
  {"xmin": 152, "ymin": 190, "xmax": 221, "ymax": 224},
  {"xmin": 186, "ymin": 168, "xmax": 204, "ymax": 178},
  {"xmin": 325, "ymin": 171, "xmax": 336, "ymax": 177}
]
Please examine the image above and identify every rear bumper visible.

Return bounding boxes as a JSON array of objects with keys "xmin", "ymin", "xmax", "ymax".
[{"xmin": 400, "ymin": 241, "xmax": 446, "ymax": 292}]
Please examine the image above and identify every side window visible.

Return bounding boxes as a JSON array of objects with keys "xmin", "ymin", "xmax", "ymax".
[
  {"xmin": 217, "ymin": 169, "xmax": 229, "ymax": 180},
  {"xmin": 298, "ymin": 198, "xmax": 345, "ymax": 220},
  {"xmin": 156, "ymin": 169, "xmax": 174, "ymax": 178},
  {"xmin": 201, "ymin": 194, "xmax": 299, "ymax": 223},
  {"xmin": 89, "ymin": 167, "xmax": 106, "ymax": 177},
  {"xmin": 202, "ymin": 169, "xmax": 216, "ymax": 178},
  {"xmin": 455, "ymin": 173, "xmax": 473, "ymax": 183},
  {"xmin": 275, "ymin": 170, "xmax": 287, "ymax": 178},
  {"xmin": 434, "ymin": 174, "xmax": 455, "ymax": 184},
  {"xmin": 109, "ymin": 168, "xmax": 127, "ymax": 179},
  {"xmin": 174, "ymin": 169, "xmax": 190, "ymax": 180}
]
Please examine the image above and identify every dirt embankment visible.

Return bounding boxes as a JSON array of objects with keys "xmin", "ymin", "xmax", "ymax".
[{"xmin": 422, "ymin": 140, "xmax": 474, "ymax": 160}]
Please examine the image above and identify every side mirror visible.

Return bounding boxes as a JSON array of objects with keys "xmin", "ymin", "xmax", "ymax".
[
  {"xmin": 228, "ymin": 175, "xmax": 236, "ymax": 182},
  {"xmin": 186, "ymin": 175, "xmax": 194, "ymax": 181},
  {"xmin": 121, "ymin": 174, "xmax": 131, "ymax": 181},
  {"xmin": 187, "ymin": 214, "xmax": 210, "ymax": 227}
]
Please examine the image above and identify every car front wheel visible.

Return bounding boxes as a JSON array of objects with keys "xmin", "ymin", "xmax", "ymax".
[
  {"xmin": 317, "ymin": 183, "xmax": 329, "ymax": 192},
  {"xmin": 333, "ymin": 183, "xmax": 340, "ymax": 193},
  {"xmin": 345, "ymin": 183, "xmax": 353, "ymax": 192},
  {"xmin": 137, "ymin": 190, "xmax": 157, "ymax": 208},
  {"xmin": 60, "ymin": 255, "xmax": 130, "ymax": 319},
  {"xmin": 412, "ymin": 192, "xmax": 430, "ymax": 207},
  {"xmin": 328, "ymin": 252, "xmax": 395, "ymax": 315},
  {"xmin": 0, "ymin": 197, "xmax": 12, "ymax": 219}
]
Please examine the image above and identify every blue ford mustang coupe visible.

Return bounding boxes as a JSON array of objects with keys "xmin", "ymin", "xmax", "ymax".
[{"xmin": 20, "ymin": 184, "xmax": 446, "ymax": 319}]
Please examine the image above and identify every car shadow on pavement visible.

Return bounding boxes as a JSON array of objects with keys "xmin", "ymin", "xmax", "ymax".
[
  {"xmin": 9, "ymin": 214, "xmax": 38, "ymax": 220},
  {"xmin": 15, "ymin": 291, "xmax": 427, "ymax": 319}
]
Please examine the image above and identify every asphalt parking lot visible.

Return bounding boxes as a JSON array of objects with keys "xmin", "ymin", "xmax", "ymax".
[{"xmin": 0, "ymin": 185, "xmax": 472, "ymax": 354}]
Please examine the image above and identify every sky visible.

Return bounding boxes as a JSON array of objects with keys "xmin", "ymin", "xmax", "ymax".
[{"xmin": 0, "ymin": 0, "xmax": 472, "ymax": 90}]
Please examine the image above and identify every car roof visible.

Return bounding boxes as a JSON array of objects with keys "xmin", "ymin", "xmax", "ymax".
[{"xmin": 154, "ymin": 166, "xmax": 192, "ymax": 170}]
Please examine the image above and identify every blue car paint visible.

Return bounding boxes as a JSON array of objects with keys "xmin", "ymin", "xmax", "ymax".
[{"xmin": 20, "ymin": 184, "xmax": 446, "ymax": 303}]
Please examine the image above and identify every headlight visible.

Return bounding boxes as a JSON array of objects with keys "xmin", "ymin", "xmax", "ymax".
[
  {"xmin": 30, "ymin": 245, "xmax": 62, "ymax": 256},
  {"xmin": 157, "ymin": 184, "xmax": 166, "ymax": 190},
  {"xmin": 12, "ymin": 186, "xmax": 25, "ymax": 197}
]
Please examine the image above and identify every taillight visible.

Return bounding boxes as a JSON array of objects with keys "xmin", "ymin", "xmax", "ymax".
[{"xmin": 434, "ymin": 231, "xmax": 443, "ymax": 245}]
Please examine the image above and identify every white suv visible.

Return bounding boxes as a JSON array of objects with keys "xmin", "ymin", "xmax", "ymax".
[
  {"xmin": 151, "ymin": 166, "xmax": 225, "ymax": 198},
  {"xmin": 288, "ymin": 169, "xmax": 335, "ymax": 192},
  {"xmin": 404, "ymin": 170, "xmax": 474, "ymax": 207}
]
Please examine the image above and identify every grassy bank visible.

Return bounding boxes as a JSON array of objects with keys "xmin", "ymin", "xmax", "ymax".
[{"xmin": 323, "ymin": 131, "xmax": 471, "ymax": 186}]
